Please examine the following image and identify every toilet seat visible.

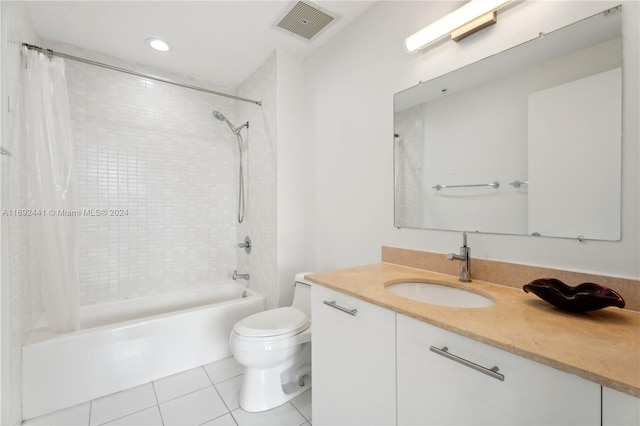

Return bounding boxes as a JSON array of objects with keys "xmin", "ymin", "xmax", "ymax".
[{"xmin": 233, "ymin": 307, "xmax": 309, "ymax": 339}]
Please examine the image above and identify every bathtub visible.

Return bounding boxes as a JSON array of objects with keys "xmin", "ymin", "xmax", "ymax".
[{"xmin": 22, "ymin": 284, "xmax": 264, "ymax": 420}]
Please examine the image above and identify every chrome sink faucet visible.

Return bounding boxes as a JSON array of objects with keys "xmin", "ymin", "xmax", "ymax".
[{"xmin": 447, "ymin": 232, "xmax": 471, "ymax": 282}]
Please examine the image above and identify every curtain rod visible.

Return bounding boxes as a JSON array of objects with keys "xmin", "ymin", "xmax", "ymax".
[{"xmin": 22, "ymin": 43, "xmax": 262, "ymax": 106}]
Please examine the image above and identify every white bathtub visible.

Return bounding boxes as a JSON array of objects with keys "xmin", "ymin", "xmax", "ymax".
[{"xmin": 22, "ymin": 284, "xmax": 264, "ymax": 420}]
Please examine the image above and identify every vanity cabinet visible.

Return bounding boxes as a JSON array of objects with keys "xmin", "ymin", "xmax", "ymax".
[
  {"xmin": 396, "ymin": 314, "xmax": 601, "ymax": 425},
  {"xmin": 311, "ymin": 284, "xmax": 396, "ymax": 425},
  {"xmin": 311, "ymin": 281, "xmax": 630, "ymax": 426},
  {"xmin": 602, "ymin": 386, "xmax": 640, "ymax": 425}
]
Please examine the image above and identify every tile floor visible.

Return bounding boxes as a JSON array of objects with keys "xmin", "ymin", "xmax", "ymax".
[{"xmin": 23, "ymin": 357, "xmax": 312, "ymax": 426}]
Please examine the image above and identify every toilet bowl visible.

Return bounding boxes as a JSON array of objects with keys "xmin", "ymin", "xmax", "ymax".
[{"xmin": 229, "ymin": 273, "xmax": 313, "ymax": 412}]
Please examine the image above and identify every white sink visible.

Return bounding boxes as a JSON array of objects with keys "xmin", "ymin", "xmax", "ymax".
[{"xmin": 386, "ymin": 282, "xmax": 494, "ymax": 308}]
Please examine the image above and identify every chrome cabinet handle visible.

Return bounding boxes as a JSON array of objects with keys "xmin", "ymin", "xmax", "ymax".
[
  {"xmin": 430, "ymin": 345, "xmax": 504, "ymax": 381},
  {"xmin": 323, "ymin": 300, "xmax": 358, "ymax": 316}
]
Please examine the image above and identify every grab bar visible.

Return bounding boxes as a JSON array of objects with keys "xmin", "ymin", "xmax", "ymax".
[
  {"xmin": 510, "ymin": 180, "xmax": 528, "ymax": 188},
  {"xmin": 323, "ymin": 300, "xmax": 358, "ymax": 316},
  {"xmin": 430, "ymin": 345, "xmax": 504, "ymax": 381},
  {"xmin": 432, "ymin": 181, "xmax": 499, "ymax": 191}
]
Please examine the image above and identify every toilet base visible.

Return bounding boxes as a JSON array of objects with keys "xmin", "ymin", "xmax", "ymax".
[
  {"xmin": 238, "ymin": 343, "xmax": 311, "ymax": 412},
  {"xmin": 238, "ymin": 370, "xmax": 311, "ymax": 413}
]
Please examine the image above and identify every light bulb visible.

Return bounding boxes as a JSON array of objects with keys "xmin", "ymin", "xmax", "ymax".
[{"xmin": 145, "ymin": 38, "xmax": 170, "ymax": 52}]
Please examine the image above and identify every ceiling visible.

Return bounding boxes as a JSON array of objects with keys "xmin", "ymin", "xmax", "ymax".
[{"xmin": 27, "ymin": 1, "xmax": 376, "ymax": 89}]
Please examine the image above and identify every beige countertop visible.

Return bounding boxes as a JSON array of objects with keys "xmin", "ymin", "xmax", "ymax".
[{"xmin": 307, "ymin": 263, "xmax": 640, "ymax": 398}]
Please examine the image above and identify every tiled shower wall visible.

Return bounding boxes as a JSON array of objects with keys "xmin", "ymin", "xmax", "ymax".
[{"xmin": 50, "ymin": 41, "xmax": 243, "ymax": 305}]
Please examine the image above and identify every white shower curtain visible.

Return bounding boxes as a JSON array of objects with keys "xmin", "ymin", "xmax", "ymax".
[{"xmin": 23, "ymin": 47, "xmax": 79, "ymax": 332}]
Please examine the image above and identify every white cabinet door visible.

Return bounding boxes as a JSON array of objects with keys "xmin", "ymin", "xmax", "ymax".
[
  {"xmin": 397, "ymin": 314, "xmax": 600, "ymax": 425},
  {"xmin": 311, "ymin": 284, "xmax": 396, "ymax": 426},
  {"xmin": 603, "ymin": 386, "xmax": 640, "ymax": 425}
]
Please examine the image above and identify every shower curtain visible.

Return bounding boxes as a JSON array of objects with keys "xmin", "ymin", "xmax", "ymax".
[{"xmin": 22, "ymin": 47, "xmax": 79, "ymax": 332}]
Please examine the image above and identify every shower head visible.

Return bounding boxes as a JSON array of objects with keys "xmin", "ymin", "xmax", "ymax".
[
  {"xmin": 212, "ymin": 110, "xmax": 248, "ymax": 135},
  {"xmin": 213, "ymin": 110, "xmax": 237, "ymax": 133},
  {"xmin": 212, "ymin": 110, "xmax": 226, "ymax": 122}
]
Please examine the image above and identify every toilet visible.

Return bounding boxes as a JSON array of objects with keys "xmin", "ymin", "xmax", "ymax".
[{"xmin": 229, "ymin": 273, "xmax": 312, "ymax": 412}]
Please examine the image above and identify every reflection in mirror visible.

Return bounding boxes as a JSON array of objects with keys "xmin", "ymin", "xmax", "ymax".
[{"xmin": 394, "ymin": 7, "xmax": 622, "ymax": 241}]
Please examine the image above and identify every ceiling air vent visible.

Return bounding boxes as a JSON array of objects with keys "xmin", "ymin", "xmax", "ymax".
[{"xmin": 277, "ymin": 1, "xmax": 336, "ymax": 41}]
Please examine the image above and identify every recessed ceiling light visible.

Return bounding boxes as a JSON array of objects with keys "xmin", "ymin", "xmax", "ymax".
[{"xmin": 145, "ymin": 38, "xmax": 170, "ymax": 52}]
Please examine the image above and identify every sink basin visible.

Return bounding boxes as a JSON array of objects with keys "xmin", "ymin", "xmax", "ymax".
[{"xmin": 386, "ymin": 282, "xmax": 494, "ymax": 308}]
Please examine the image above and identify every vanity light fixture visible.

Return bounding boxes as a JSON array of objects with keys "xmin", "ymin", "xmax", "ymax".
[
  {"xmin": 145, "ymin": 38, "xmax": 171, "ymax": 52},
  {"xmin": 405, "ymin": 0, "xmax": 512, "ymax": 53}
]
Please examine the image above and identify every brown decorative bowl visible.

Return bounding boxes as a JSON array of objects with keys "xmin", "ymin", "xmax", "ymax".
[{"xmin": 523, "ymin": 278, "xmax": 625, "ymax": 312}]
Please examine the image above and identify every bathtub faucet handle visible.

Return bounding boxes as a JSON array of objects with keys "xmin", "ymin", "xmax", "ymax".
[{"xmin": 238, "ymin": 236, "xmax": 252, "ymax": 254}]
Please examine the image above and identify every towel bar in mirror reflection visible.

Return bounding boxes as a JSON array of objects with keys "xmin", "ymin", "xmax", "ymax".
[{"xmin": 432, "ymin": 182, "xmax": 500, "ymax": 191}]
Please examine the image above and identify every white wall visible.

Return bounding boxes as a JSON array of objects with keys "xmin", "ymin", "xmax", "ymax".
[
  {"xmin": 304, "ymin": 1, "xmax": 639, "ymax": 279},
  {"xmin": 276, "ymin": 50, "xmax": 311, "ymax": 306}
]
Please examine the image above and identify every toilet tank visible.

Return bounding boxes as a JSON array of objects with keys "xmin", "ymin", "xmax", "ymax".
[{"xmin": 291, "ymin": 272, "xmax": 313, "ymax": 318}]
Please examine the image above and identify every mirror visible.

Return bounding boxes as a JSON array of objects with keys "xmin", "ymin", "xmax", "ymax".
[{"xmin": 394, "ymin": 7, "xmax": 622, "ymax": 240}]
